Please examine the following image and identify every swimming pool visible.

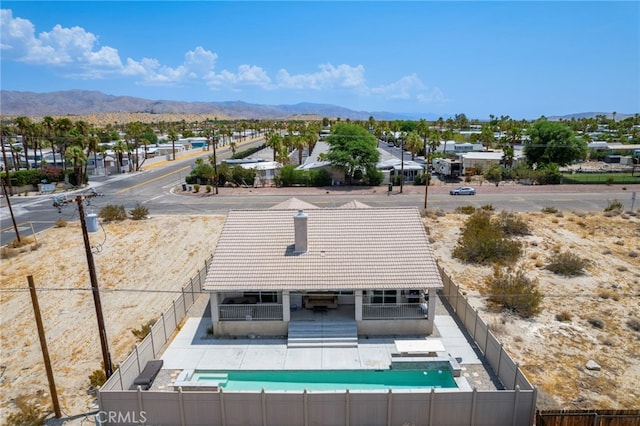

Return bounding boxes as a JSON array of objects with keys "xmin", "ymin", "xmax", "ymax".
[{"xmin": 187, "ymin": 369, "xmax": 457, "ymax": 391}]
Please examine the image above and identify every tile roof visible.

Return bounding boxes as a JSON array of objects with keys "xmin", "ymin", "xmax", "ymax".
[
  {"xmin": 203, "ymin": 207, "xmax": 443, "ymax": 292},
  {"xmin": 338, "ymin": 200, "xmax": 371, "ymax": 209},
  {"xmin": 269, "ymin": 197, "xmax": 320, "ymax": 210}
]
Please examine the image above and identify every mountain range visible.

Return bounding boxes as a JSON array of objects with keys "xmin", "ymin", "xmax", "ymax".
[
  {"xmin": 0, "ymin": 89, "xmax": 633, "ymax": 122},
  {"xmin": 0, "ymin": 90, "xmax": 427, "ymax": 121}
]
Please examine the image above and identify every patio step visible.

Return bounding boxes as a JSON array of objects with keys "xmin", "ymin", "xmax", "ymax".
[{"xmin": 287, "ymin": 321, "xmax": 358, "ymax": 348}]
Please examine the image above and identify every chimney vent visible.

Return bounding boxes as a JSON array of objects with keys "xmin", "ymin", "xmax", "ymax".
[{"xmin": 293, "ymin": 209, "xmax": 308, "ymax": 253}]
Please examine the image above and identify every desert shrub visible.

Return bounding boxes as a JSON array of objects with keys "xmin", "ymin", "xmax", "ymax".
[
  {"xmin": 129, "ymin": 203, "xmax": 149, "ymax": 220},
  {"xmin": 89, "ymin": 368, "xmax": 106, "ymax": 388},
  {"xmin": 193, "ymin": 183, "xmax": 200, "ymax": 193},
  {"xmin": 627, "ymin": 318, "xmax": 640, "ymax": 332},
  {"xmin": 629, "ymin": 251, "xmax": 638, "ymax": 258},
  {"xmin": 546, "ymin": 251, "xmax": 589, "ymax": 276},
  {"xmin": 496, "ymin": 211, "xmax": 530, "ymax": 236},
  {"xmin": 206, "ymin": 184, "xmax": 212, "ymax": 193},
  {"xmin": 454, "ymin": 205, "xmax": 476, "ymax": 215},
  {"xmin": 541, "ymin": 206, "xmax": 558, "ymax": 214},
  {"xmin": 480, "ymin": 204, "xmax": 494, "ymax": 211},
  {"xmin": 555, "ymin": 311, "xmax": 572, "ymax": 322},
  {"xmin": 604, "ymin": 199, "xmax": 623, "ymax": 212},
  {"xmin": 131, "ymin": 319, "xmax": 155, "ymax": 342},
  {"xmin": 55, "ymin": 218, "xmax": 67, "ymax": 227},
  {"xmin": 587, "ymin": 318, "xmax": 605, "ymax": 329},
  {"xmin": 5, "ymin": 394, "xmax": 48, "ymax": 426},
  {"xmin": 452, "ymin": 211, "xmax": 522, "ymax": 265},
  {"xmin": 99, "ymin": 204, "xmax": 127, "ymax": 222},
  {"xmin": 485, "ymin": 266, "xmax": 542, "ymax": 318}
]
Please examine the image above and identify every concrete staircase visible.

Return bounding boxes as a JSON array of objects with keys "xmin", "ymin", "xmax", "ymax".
[{"xmin": 287, "ymin": 320, "xmax": 358, "ymax": 348}]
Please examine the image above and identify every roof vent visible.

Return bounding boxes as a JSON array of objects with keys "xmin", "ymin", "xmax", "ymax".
[{"xmin": 293, "ymin": 209, "xmax": 308, "ymax": 253}]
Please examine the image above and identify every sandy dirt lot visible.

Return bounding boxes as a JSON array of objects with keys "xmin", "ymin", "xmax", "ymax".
[
  {"xmin": 1, "ymin": 204, "xmax": 639, "ymax": 422},
  {"xmin": 429, "ymin": 209, "xmax": 640, "ymax": 410},
  {"xmin": 0, "ymin": 215, "xmax": 225, "ymax": 421}
]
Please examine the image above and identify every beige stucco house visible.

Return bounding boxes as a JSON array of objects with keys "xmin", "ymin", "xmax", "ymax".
[{"xmin": 203, "ymin": 206, "xmax": 443, "ymax": 338}]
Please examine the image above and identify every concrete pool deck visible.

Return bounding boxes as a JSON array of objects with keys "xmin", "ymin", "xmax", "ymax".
[{"xmin": 151, "ymin": 295, "xmax": 501, "ymax": 392}]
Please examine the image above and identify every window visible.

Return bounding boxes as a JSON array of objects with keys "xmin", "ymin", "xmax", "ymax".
[
  {"xmin": 371, "ymin": 290, "xmax": 397, "ymax": 304},
  {"xmin": 244, "ymin": 291, "xmax": 278, "ymax": 303}
]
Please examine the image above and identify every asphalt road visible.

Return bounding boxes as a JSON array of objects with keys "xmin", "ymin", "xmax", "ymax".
[{"xmin": 2, "ymin": 141, "xmax": 638, "ymax": 244}]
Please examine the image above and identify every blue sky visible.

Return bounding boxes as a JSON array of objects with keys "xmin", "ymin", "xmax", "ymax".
[{"xmin": 1, "ymin": 1, "xmax": 638, "ymax": 119}]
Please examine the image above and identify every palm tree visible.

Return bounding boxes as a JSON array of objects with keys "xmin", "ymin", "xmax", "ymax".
[
  {"xmin": 14, "ymin": 116, "xmax": 32, "ymax": 169},
  {"xmin": 64, "ymin": 145, "xmax": 87, "ymax": 186},
  {"xmin": 54, "ymin": 117, "xmax": 74, "ymax": 170},
  {"xmin": 125, "ymin": 121, "xmax": 144, "ymax": 171},
  {"xmin": 113, "ymin": 140, "xmax": 127, "ymax": 173},
  {"xmin": 404, "ymin": 131, "xmax": 424, "ymax": 160},
  {"xmin": 168, "ymin": 129, "xmax": 179, "ymax": 161},
  {"xmin": 479, "ymin": 124, "xmax": 495, "ymax": 150},
  {"xmin": 87, "ymin": 133, "xmax": 100, "ymax": 177},
  {"xmin": 266, "ymin": 131, "xmax": 284, "ymax": 162},
  {"xmin": 11, "ymin": 144, "xmax": 22, "ymax": 171}
]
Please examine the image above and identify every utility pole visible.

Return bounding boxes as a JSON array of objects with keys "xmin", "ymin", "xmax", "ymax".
[
  {"xmin": 424, "ymin": 146, "xmax": 432, "ymax": 210},
  {"xmin": 400, "ymin": 141, "xmax": 405, "ymax": 194},
  {"xmin": 1, "ymin": 177, "xmax": 21, "ymax": 242},
  {"xmin": 28, "ymin": 275, "xmax": 62, "ymax": 418},
  {"xmin": 212, "ymin": 125, "xmax": 218, "ymax": 195},
  {"xmin": 0, "ymin": 127, "xmax": 14, "ymax": 195},
  {"xmin": 77, "ymin": 195, "xmax": 113, "ymax": 379}
]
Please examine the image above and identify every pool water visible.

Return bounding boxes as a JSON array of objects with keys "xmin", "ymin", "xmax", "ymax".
[{"xmin": 192, "ymin": 369, "xmax": 457, "ymax": 391}]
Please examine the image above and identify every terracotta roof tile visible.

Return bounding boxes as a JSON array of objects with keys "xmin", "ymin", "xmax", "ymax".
[{"xmin": 204, "ymin": 208, "xmax": 443, "ymax": 292}]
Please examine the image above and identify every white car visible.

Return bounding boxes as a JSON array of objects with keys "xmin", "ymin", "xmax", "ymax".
[{"xmin": 450, "ymin": 186, "xmax": 476, "ymax": 195}]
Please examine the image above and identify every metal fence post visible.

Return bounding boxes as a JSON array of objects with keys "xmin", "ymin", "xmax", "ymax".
[
  {"xmin": 150, "ymin": 327, "xmax": 156, "ymax": 357},
  {"xmin": 470, "ymin": 388, "xmax": 477, "ymax": 426},
  {"xmin": 429, "ymin": 388, "xmax": 435, "ymax": 425},
  {"xmin": 497, "ymin": 343, "xmax": 504, "ymax": 383},
  {"xmin": 178, "ymin": 387, "xmax": 186, "ymax": 426},
  {"xmin": 473, "ymin": 308, "xmax": 478, "ymax": 341},
  {"xmin": 512, "ymin": 385, "xmax": 520, "ymax": 426},
  {"xmin": 387, "ymin": 389, "xmax": 392, "ymax": 426},
  {"xmin": 160, "ymin": 312, "xmax": 167, "ymax": 344},
  {"xmin": 261, "ymin": 389, "xmax": 267, "ymax": 426},
  {"xmin": 134, "ymin": 344, "xmax": 141, "ymax": 373}
]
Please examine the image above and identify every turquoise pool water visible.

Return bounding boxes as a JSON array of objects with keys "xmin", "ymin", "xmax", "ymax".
[{"xmin": 192, "ymin": 369, "xmax": 457, "ymax": 391}]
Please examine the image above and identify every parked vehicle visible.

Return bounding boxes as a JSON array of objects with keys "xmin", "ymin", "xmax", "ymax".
[{"xmin": 450, "ymin": 186, "xmax": 476, "ymax": 195}]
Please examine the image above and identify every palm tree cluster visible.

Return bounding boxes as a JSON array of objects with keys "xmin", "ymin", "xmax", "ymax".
[{"xmin": 2, "ymin": 112, "xmax": 638, "ymax": 188}]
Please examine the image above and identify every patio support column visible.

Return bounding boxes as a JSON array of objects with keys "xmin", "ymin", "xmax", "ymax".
[
  {"xmin": 355, "ymin": 290, "xmax": 363, "ymax": 321},
  {"xmin": 282, "ymin": 290, "xmax": 290, "ymax": 322},
  {"xmin": 210, "ymin": 292, "xmax": 220, "ymax": 323},
  {"xmin": 427, "ymin": 288, "xmax": 437, "ymax": 334}
]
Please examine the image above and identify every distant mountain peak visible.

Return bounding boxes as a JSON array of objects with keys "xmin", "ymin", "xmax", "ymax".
[{"xmin": 0, "ymin": 89, "xmax": 421, "ymax": 120}]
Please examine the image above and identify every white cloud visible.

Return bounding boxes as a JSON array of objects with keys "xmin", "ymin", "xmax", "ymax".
[
  {"xmin": 276, "ymin": 63, "xmax": 366, "ymax": 90},
  {"xmin": 209, "ymin": 64, "xmax": 271, "ymax": 88},
  {"xmin": 1, "ymin": 9, "xmax": 445, "ymax": 105},
  {"xmin": 369, "ymin": 73, "xmax": 447, "ymax": 105}
]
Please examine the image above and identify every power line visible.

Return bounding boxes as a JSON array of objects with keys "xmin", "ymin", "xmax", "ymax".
[{"xmin": 1, "ymin": 287, "xmax": 638, "ymax": 299}]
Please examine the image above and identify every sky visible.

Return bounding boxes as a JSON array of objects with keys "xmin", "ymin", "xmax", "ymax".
[{"xmin": 1, "ymin": 1, "xmax": 639, "ymax": 120}]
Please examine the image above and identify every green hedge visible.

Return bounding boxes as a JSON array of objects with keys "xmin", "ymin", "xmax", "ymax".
[
  {"xmin": 230, "ymin": 144, "xmax": 266, "ymax": 159},
  {"xmin": 276, "ymin": 165, "xmax": 332, "ymax": 187},
  {"xmin": 561, "ymin": 172, "xmax": 639, "ymax": 185},
  {"xmin": 1, "ymin": 167, "xmax": 66, "ymax": 186}
]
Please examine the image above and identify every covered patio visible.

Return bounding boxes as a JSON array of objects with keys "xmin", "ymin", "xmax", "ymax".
[{"xmin": 204, "ymin": 207, "xmax": 443, "ymax": 337}]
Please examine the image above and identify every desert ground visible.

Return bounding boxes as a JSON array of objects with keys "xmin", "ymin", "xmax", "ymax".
[{"xmin": 1, "ymin": 201, "xmax": 639, "ymax": 422}]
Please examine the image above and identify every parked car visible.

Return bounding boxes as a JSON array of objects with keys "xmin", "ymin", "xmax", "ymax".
[{"xmin": 450, "ymin": 186, "xmax": 476, "ymax": 195}]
